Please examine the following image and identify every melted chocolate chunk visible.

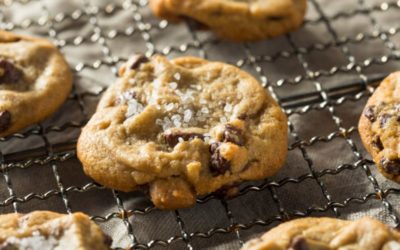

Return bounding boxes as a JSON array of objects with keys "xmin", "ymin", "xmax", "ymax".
[
  {"xmin": 163, "ymin": 131, "xmax": 204, "ymax": 147},
  {"xmin": 127, "ymin": 55, "xmax": 149, "ymax": 70},
  {"xmin": 0, "ymin": 59, "xmax": 23, "ymax": 84},
  {"xmin": 0, "ymin": 111, "xmax": 11, "ymax": 133},
  {"xmin": 289, "ymin": 236, "xmax": 308, "ymax": 250},
  {"xmin": 364, "ymin": 106, "xmax": 376, "ymax": 122},
  {"xmin": 380, "ymin": 113, "xmax": 392, "ymax": 128},
  {"xmin": 372, "ymin": 136, "xmax": 384, "ymax": 151},
  {"xmin": 381, "ymin": 158, "xmax": 400, "ymax": 175},
  {"xmin": 222, "ymin": 124, "xmax": 244, "ymax": 146},
  {"xmin": 209, "ymin": 142, "xmax": 230, "ymax": 175}
]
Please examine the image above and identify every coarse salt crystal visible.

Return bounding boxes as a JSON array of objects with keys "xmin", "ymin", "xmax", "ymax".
[
  {"xmin": 173, "ymin": 119, "xmax": 182, "ymax": 128},
  {"xmin": 174, "ymin": 72, "xmax": 181, "ymax": 81},
  {"xmin": 183, "ymin": 109, "xmax": 193, "ymax": 123},
  {"xmin": 153, "ymin": 78, "xmax": 162, "ymax": 89},
  {"xmin": 126, "ymin": 99, "xmax": 144, "ymax": 118},
  {"xmin": 169, "ymin": 82, "xmax": 178, "ymax": 89},
  {"xmin": 171, "ymin": 114, "xmax": 182, "ymax": 121},
  {"xmin": 156, "ymin": 119, "xmax": 163, "ymax": 126},
  {"xmin": 224, "ymin": 103, "xmax": 233, "ymax": 113},
  {"xmin": 165, "ymin": 103, "xmax": 175, "ymax": 111},
  {"xmin": 201, "ymin": 107, "xmax": 209, "ymax": 114},
  {"xmin": 220, "ymin": 117, "xmax": 228, "ymax": 123},
  {"xmin": 178, "ymin": 137, "xmax": 184, "ymax": 143}
]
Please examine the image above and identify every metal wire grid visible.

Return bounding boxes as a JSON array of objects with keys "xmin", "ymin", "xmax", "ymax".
[{"xmin": 0, "ymin": 0, "xmax": 400, "ymax": 249}]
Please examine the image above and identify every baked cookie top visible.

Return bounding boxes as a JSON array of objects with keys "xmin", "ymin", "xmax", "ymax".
[
  {"xmin": 358, "ymin": 72, "xmax": 400, "ymax": 182},
  {"xmin": 149, "ymin": 0, "xmax": 307, "ymax": 41},
  {"xmin": 77, "ymin": 55, "xmax": 288, "ymax": 209},
  {"xmin": 242, "ymin": 217, "xmax": 400, "ymax": 250},
  {"xmin": 0, "ymin": 30, "xmax": 72, "ymax": 137},
  {"xmin": 0, "ymin": 211, "xmax": 111, "ymax": 250}
]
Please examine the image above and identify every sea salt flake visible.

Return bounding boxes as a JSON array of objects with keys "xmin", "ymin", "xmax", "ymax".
[
  {"xmin": 201, "ymin": 107, "xmax": 209, "ymax": 114},
  {"xmin": 174, "ymin": 72, "xmax": 181, "ymax": 81},
  {"xmin": 165, "ymin": 103, "xmax": 175, "ymax": 111},
  {"xmin": 183, "ymin": 110, "xmax": 193, "ymax": 123},
  {"xmin": 153, "ymin": 78, "xmax": 162, "ymax": 89},
  {"xmin": 224, "ymin": 103, "xmax": 233, "ymax": 113},
  {"xmin": 156, "ymin": 119, "xmax": 163, "ymax": 126},
  {"xmin": 171, "ymin": 114, "xmax": 182, "ymax": 122},
  {"xmin": 169, "ymin": 82, "xmax": 178, "ymax": 89},
  {"xmin": 173, "ymin": 119, "xmax": 182, "ymax": 128},
  {"xmin": 220, "ymin": 117, "xmax": 228, "ymax": 123},
  {"xmin": 178, "ymin": 137, "xmax": 184, "ymax": 143},
  {"xmin": 126, "ymin": 99, "xmax": 144, "ymax": 118}
]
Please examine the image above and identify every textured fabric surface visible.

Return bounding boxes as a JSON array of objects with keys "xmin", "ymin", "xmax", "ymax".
[{"xmin": 0, "ymin": 0, "xmax": 400, "ymax": 249}]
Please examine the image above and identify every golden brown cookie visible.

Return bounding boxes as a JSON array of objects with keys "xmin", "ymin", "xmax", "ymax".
[
  {"xmin": 0, "ymin": 30, "xmax": 72, "ymax": 137},
  {"xmin": 77, "ymin": 54, "xmax": 288, "ymax": 209},
  {"xmin": 149, "ymin": 0, "xmax": 307, "ymax": 41},
  {"xmin": 242, "ymin": 217, "xmax": 400, "ymax": 250},
  {"xmin": 358, "ymin": 72, "xmax": 400, "ymax": 182},
  {"xmin": 0, "ymin": 211, "xmax": 111, "ymax": 250}
]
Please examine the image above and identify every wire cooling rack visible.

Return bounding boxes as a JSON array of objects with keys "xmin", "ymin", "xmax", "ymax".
[{"xmin": 1, "ymin": 0, "xmax": 400, "ymax": 249}]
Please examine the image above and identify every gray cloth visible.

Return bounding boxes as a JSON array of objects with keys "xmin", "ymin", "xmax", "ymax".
[{"xmin": 1, "ymin": 0, "xmax": 400, "ymax": 249}]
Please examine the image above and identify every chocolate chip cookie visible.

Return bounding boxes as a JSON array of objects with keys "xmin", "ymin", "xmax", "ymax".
[
  {"xmin": 0, "ymin": 30, "xmax": 72, "ymax": 137},
  {"xmin": 77, "ymin": 55, "xmax": 288, "ymax": 209},
  {"xmin": 359, "ymin": 72, "xmax": 400, "ymax": 182},
  {"xmin": 0, "ymin": 211, "xmax": 111, "ymax": 250},
  {"xmin": 242, "ymin": 217, "xmax": 400, "ymax": 250},
  {"xmin": 149, "ymin": 0, "xmax": 307, "ymax": 41}
]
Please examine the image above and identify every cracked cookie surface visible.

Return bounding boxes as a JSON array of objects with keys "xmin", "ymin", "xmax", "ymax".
[
  {"xmin": 77, "ymin": 55, "xmax": 288, "ymax": 209},
  {"xmin": 149, "ymin": 0, "xmax": 307, "ymax": 41},
  {"xmin": 0, "ymin": 211, "xmax": 111, "ymax": 250},
  {"xmin": 242, "ymin": 217, "xmax": 400, "ymax": 250},
  {"xmin": 0, "ymin": 30, "xmax": 72, "ymax": 137},
  {"xmin": 359, "ymin": 72, "xmax": 400, "ymax": 182}
]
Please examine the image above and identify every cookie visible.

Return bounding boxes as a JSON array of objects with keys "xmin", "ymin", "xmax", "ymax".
[
  {"xmin": 358, "ymin": 72, "xmax": 400, "ymax": 182},
  {"xmin": 0, "ymin": 30, "xmax": 72, "ymax": 137},
  {"xmin": 77, "ymin": 54, "xmax": 288, "ymax": 209},
  {"xmin": 0, "ymin": 211, "xmax": 111, "ymax": 250},
  {"xmin": 149, "ymin": 0, "xmax": 307, "ymax": 41},
  {"xmin": 242, "ymin": 217, "xmax": 400, "ymax": 250}
]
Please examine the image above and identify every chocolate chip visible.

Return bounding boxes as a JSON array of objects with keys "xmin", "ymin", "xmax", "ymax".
[
  {"xmin": 127, "ymin": 54, "xmax": 149, "ymax": 70},
  {"xmin": 0, "ymin": 59, "xmax": 23, "ymax": 84},
  {"xmin": 222, "ymin": 124, "xmax": 244, "ymax": 146},
  {"xmin": 381, "ymin": 158, "xmax": 400, "ymax": 175},
  {"xmin": 0, "ymin": 111, "xmax": 11, "ymax": 133},
  {"xmin": 163, "ymin": 131, "xmax": 204, "ymax": 147},
  {"xmin": 289, "ymin": 236, "xmax": 308, "ymax": 250},
  {"xmin": 372, "ymin": 136, "xmax": 384, "ymax": 151},
  {"xmin": 364, "ymin": 105, "xmax": 376, "ymax": 122},
  {"xmin": 380, "ymin": 113, "xmax": 392, "ymax": 128},
  {"xmin": 209, "ymin": 142, "xmax": 230, "ymax": 175}
]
